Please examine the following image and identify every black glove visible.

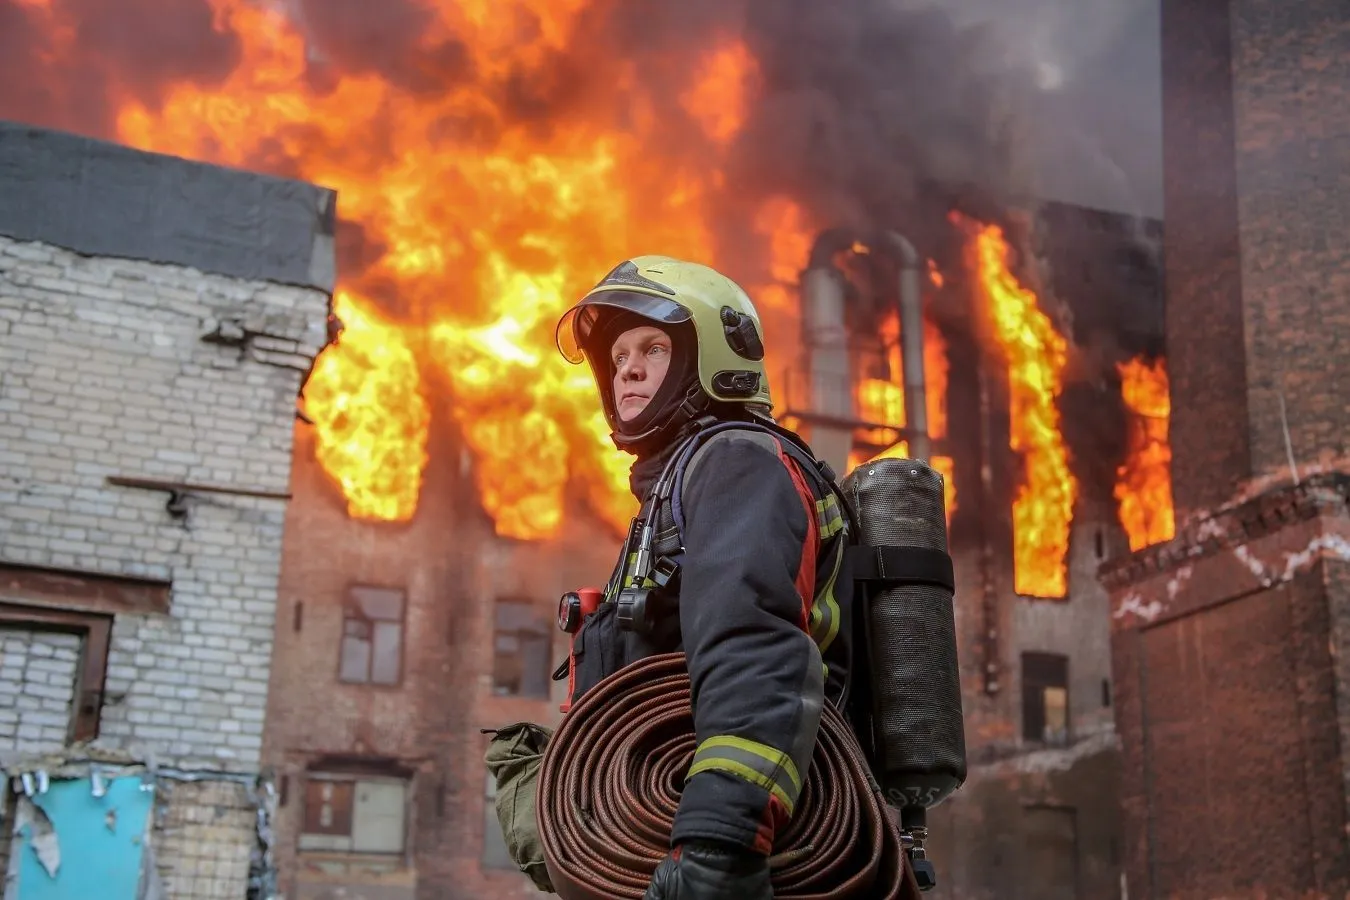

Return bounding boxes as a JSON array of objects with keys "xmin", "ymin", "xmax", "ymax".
[{"xmin": 643, "ymin": 840, "xmax": 773, "ymax": 900}]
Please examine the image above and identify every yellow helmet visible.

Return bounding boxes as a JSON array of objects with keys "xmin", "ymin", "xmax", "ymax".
[{"xmin": 556, "ymin": 256, "xmax": 773, "ymax": 428}]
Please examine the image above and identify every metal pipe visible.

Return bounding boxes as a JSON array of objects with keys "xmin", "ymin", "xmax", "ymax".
[
  {"xmin": 876, "ymin": 231, "xmax": 931, "ymax": 462},
  {"xmin": 797, "ymin": 229, "xmax": 864, "ymax": 475}
]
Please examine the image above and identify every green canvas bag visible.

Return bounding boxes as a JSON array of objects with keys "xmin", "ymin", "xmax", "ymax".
[{"xmin": 483, "ymin": 722, "xmax": 555, "ymax": 892}]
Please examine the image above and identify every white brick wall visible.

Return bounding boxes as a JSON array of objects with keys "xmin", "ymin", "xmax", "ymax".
[
  {"xmin": 0, "ymin": 628, "xmax": 82, "ymax": 754},
  {"xmin": 0, "ymin": 235, "xmax": 329, "ymax": 771}
]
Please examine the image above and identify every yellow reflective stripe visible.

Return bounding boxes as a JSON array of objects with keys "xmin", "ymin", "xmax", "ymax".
[
  {"xmin": 687, "ymin": 736, "xmax": 802, "ymax": 814},
  {"xmin": 809, "ymin": 540, "xmax": 845, "ymax": 653},
  {"xmin": 621, "ymin": 552, "xmax": 639, "ymax": 588},
  {"xmin": 815, "ymin": 495, "xmax": 845, "ymax": 539}
]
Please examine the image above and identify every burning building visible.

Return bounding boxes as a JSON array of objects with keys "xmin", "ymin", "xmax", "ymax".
[
  {"xmin": 0, "ymin": 124, "xmax": 331, "ymax": 898},
  {"xmin": 0, "ymin": 2, "xmax": 1182, "ymax": 898},
  {"xmin": 1103, "ymin": 3, "xmax": 1350, "ymax": 898},
  {"xmin": 257, "ymin": 197, "xmax": 1168, "ymax": 900},
  {"xmin": 768, "ymin": 198, "xmax": 1166, "ymax": 900}
]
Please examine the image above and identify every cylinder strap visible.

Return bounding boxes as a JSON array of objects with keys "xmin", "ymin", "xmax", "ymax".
[
  {"xmin": 846, "ymin": 545, "xmax": 954, "ymax": 592},
  {"xmin": 536, "ymin": 652, "xmax": 922, "ymax": 900}
]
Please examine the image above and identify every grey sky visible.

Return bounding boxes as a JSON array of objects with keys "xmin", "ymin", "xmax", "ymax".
[{"xmin": 936, "ymin": 0, "xmax": 1164, "ymax": 219}]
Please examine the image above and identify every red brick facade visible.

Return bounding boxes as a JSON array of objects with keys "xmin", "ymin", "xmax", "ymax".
[
  {"xmin": 1105, "ymin": 477, "xmax": 1350, "ymax": 897},
  {"xmin": 263, "ymin": 423, "xmax": 617, "ymax": 900},
  {"xmin": 1107, "ymin": 1, "xmax": 1350, "ymax": 895}
]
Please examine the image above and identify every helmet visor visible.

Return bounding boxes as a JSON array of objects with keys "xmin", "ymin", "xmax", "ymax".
[{"xmin": 555, "ymin": 291, "xmax": 692, "ymax": 364}]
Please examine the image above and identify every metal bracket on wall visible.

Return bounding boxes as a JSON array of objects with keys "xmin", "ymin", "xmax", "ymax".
[{"xmin": 105, "ymin": 476, "xmax": 292, "ymax": 522}]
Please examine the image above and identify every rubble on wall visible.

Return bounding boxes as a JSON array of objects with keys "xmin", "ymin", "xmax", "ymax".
[{"xmin": 2, "ymin": 746, "xmax": 278, "ymax": 900}]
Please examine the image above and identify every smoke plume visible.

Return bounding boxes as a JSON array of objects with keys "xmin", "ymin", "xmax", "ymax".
[{"xmin": 0, "ymin": 0, "xmax": 240, "ymax": 139}]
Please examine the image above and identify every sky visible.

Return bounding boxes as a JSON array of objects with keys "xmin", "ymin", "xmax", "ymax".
[{"xmin": 939, "ymin": 0, "xmax": 1164, "ymax": 219}]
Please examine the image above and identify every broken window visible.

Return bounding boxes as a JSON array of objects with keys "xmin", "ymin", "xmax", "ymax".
[
  {"xmin": 338, "ymin": 586, "xmax": 405, "ymax": 686},
  {"xmin": 1021, "ymin": 652, "xmax": 1070, "ymax": 744},
  {"xmin": 299, "ymin": 773, "xmax": 408, "ymax": 854},
  {"xmin": 482, "ymin": 771, "xmax": 516, "ymax": 871},
  {"xmin": 492, "ymin": 598, "xmax": 552, "ymax": 699}
]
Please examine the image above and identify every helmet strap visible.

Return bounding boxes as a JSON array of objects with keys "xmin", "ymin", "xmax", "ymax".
[{"xmin": 609, "ymin": 382, "xmax": 712, "ymax": 457}]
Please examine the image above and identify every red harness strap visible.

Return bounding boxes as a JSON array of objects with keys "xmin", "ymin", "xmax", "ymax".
[{"xmin": 772, "ymin": 436, "xmax": 821, "ymax": 634}]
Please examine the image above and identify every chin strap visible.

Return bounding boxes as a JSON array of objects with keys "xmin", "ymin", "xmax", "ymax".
[{"xmin": 610, "ymin": 382, "xmax": 712, "ymax": 457}]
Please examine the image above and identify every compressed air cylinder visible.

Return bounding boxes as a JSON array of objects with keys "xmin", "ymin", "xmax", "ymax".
[{"xmin": 841, "ymin": 457, "xmax": 967, "ymax": 812}]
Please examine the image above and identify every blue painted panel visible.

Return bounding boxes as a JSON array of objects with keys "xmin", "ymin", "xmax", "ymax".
[{"xmin": 15, "ymin": 776, "xmax": 154, "ymax": 900}]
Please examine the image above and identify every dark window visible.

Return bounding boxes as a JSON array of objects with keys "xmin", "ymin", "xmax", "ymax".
[
  {"xmin": 492, "ymin": 598, "xmax": 552, "ymax": 699},
  {"xmin": 299, "ymin": 774, "xmax": 408, "ymax": 854},
  {"xmin": 339, "ymin": 586, "xmax": 405, "ymax": 686},
  {"xmin": 1022, "ymin": 652, "xmax": 1069, "ymax": 744}
]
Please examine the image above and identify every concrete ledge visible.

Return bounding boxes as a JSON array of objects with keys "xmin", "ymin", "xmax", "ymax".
[{"xmin": 0, "ymin": 121, "xmax": 337, "ymax": 292}]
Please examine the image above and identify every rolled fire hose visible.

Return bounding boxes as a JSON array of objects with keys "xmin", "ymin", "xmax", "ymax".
[{"xmin": 537, "ymin": 653, "xmax": 920, "ymax": 899}]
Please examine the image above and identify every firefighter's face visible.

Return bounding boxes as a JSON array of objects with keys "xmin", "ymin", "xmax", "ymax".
[{"xmin": 611, "ymin": 325, "xmax": 672, "ymax": 422}]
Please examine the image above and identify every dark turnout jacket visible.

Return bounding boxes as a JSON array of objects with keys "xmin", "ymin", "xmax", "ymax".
[{"xmin": 565, "ymin": 424, "xmax": 853, "ymax": 854}]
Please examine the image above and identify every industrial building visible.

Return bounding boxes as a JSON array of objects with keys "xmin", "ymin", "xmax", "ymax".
[{"xmin": 0, "ymin": 123, "xmax": 332, "ymax": 898}]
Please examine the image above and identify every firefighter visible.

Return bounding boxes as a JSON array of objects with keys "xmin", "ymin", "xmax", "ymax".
[{"xmin": 555, "ymin": 256, "xmax": 854, "ymax": 900}]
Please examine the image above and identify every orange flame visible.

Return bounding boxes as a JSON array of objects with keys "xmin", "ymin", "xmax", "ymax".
[
  {"xmin": 1114, "ymin": 357, "xmax": 1175, "ymax": 550},
  {"xmin": 963, "ymin": 217, "xmax": 1076, "ymax": 598},
  {"xmin": 108, "ymin": 0, "xmax": 784, "ymax": 540},
  {"xmin": 303, "ymin": 293, "xmax": 430, "ymax": 522},
  {"xmin": 847, "ymin": 314, "xmax": 957, "ymax": 523},
  {"xmin": 681, "ymin": 42, "xmax": 759, "ymax": 146},
  {"xmin": 927, "ymin": 258, "xmax": 944, "ymax": 289}
]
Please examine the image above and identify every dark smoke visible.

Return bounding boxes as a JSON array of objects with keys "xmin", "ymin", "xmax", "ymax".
[
  {"xmin": 294, "ymin": 0, "xmax": 472, "ymax": 97},
  {"xmin": 1, "ymin": 0, "xmax": 1036, "ymax": 246},
  {"xmin": 0, "ymin": 0, "xmax": 239, "ymax": 139},
  {"xmin": 731, "ymin": 0, "xmax": 1035, "ymax": 233},
  {"xmin": 561, "ymin": 0, "xmax": 1038, "ymax": 240},
  {"xmin": 0, "ymin": 0, "xmax": 1054, "ymax": 321}
]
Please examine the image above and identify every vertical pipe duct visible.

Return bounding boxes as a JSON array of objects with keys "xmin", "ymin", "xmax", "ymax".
[
  {"xmin": 800, "ymin": 229, "xmax": 861, "ymax": 476},
  {"xmin": 878, "ymin": 231, "xmax": 931, "ymax": 462}
]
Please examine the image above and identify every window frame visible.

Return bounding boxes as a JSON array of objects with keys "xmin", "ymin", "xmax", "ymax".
[
  {"xmin": 0, "ymin": 602, "xmax": 114, "ymax": 743},
  {"xmin": 297, "ymin": 769, "xmax": 412, "ymax": 856},
  {"xmin": 490, "ymin": 596, "xmax": 553, "ymax": 700},
  {"xmin": 336, "ymin": 583, "xmax": 407, "ymax": 688},
  {"xmin": 1021, "ymin": 651, "xmax": 1071, "ymax": 745}
]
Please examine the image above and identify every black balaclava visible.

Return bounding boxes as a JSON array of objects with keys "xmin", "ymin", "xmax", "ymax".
[
  {"xmin": 591, "ymin": 312, "xmax": 699, "ymax": 439},
  {"xmin": 587, "ymin": 311, "xmax": 702, "ymax": 496}
]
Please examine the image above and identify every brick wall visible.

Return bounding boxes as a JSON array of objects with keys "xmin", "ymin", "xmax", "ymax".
[
  {"xmin": 1105, "ymin": 476, "xmax": 1350, "ymax": 897},
  {"xmin": 1228, "ymin": 1, "xmax": 1350, "ymax": 481},
  {"xmin": 1108, "ymin": 3, "xmax": 1350, "ymax": 894},
  {"xmin": 265, "ymin": 418, "xmax": 618, "ymax": 900},
  {"xmin": 1162, "ymin": 0, "xmax": 1350, "ymax": 517},
  {"xmin": 0, "ymin": 628, "xmax": 81, "ymax": 754},
  {"xmin": 0, "ymin": 234, "xmax": 327, "ymax": 768},
  {"xmin": 0, "ymin": 229, "xmax": 328, "ymax": 898},
  {"xmin": 153, "ymin": 779, "xmax": 260, "ymax": 899},
  {"xmin": 1159, "ymin": 0, "xmax": 1251, "ymax": 517}
]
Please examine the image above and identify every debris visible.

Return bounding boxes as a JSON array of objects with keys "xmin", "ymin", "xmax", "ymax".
[{"xmin": 15, "ymin": 798, "xmax": 60, "ymax": 878}]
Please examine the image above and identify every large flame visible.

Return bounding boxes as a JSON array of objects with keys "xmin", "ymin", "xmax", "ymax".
[
  {"xmin": 963, "ymin": 218, "xmax": 1077, "ymax": 598},
  {"xmin": 1114, "ymin": 356, "xmax": 1175, "ymax": 550},
  {"xmin": 303, "ymin": 292, "xmax": 430, "ymax": 521},
  {"xmin": 849, "ymin": 313, "xmax": 958, "ymax": 523},
  {"xmin": 104, "ymin": 0, "xmax": 809, "ymax": 540}
]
